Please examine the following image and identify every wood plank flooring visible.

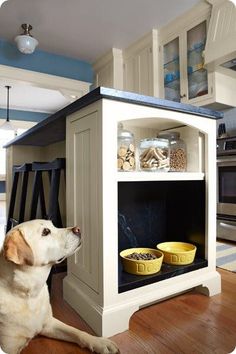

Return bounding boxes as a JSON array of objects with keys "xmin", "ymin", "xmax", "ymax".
[
  {"xmin": 1, "ymin": 202, "xmax": 235, "ymax": 354},
  {"xmin": 21, "ymin": 268, "xmax": 236, "ymax": 354}
]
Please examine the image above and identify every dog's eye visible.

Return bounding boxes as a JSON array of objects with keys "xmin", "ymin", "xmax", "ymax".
[{"xmin": 42, "ymin": 228, "xmax": 51, "ymax": 236}]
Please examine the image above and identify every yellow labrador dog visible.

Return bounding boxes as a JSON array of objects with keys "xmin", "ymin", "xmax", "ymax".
[{"xmin": 0, "ymin": 220, "xmax": 119, "ymax": 354}]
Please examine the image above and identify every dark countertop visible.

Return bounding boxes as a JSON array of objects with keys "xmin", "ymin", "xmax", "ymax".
[{"xmin": 5, "ymin": 87, "xmax": 223, "ymax": 147}]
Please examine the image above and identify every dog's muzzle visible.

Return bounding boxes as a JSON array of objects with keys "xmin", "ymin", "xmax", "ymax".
[
  {"xmin": 72, "ymin": 226, "xmax": 81, "ymax": 237},
  {"xmin": 55, "ymin": 226, "xmax": 82, "ymax": 264}
]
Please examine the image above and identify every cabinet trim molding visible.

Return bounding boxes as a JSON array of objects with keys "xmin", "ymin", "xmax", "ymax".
[
  {"xmin": 123, "ymin": 30, "xmax": 157, "ymax": 60},
  {"xmin": 93, "ymin": 48, "xmax": 123, "ymax": 71},
  {"xmin": 159, "ymin": 2, "xmax": 211, "ymax": 40}
]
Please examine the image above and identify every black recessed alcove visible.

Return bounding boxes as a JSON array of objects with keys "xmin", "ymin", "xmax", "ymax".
[{"xmin": 118, "ymin": 180, "xmax": 207, "ymax": 292}]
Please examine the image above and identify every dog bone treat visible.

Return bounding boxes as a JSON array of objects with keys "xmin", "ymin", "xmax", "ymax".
[
  {"xmin": 117, "ymin": 123, "xmax": 135, "ymax": 171},
  {"xmin": 139, "ymin": 138, "xmax": 170, "ymax": 171},
  {"xmin": 125, "ymin": 252, "xmax": 158, "ymax": 260}
]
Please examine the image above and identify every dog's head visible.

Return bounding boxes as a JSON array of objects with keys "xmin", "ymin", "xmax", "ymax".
[{"xmin": 3, "ymin": 220, "xmax": 81, "ymax": 267}]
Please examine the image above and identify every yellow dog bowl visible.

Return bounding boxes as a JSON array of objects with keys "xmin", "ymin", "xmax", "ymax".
[
  {"xmin": 156, "ymin": 242, "xmax": 197, "ymax": 265},
  {"xmin": 120, "ymin": 248, "xmax": 164, "ymax": 275}
]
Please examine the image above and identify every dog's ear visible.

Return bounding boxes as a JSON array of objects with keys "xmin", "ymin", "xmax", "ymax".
[{"xmin": 3, "ymin": 229, "xmax": 34, "ymax": 266}]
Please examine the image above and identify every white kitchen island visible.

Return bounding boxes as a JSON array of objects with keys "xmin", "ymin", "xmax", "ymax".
[{"xmin": 5, "ymin": 87, "xmax": 223, "ymax": 337}]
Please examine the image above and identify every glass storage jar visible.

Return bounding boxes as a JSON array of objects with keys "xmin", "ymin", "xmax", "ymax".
[
  {"xmin": 139, "ymin": 138, "xmax": 170, "ymax": 172},
  {"xmin": 117, "ymin": 123, "xmax": 135, "ymax": 171},
  {"xmin": 158, "ymin": 131, "xmax": 187, "ymax": 172}
]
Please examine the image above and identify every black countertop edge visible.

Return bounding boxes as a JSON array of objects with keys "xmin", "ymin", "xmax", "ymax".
[
  {"xmin": 98, "ymin": 87, "xmax": 223, "ymax": 119},
  {"xmin": 5, "ymin": 87, "xmax": 223, "ymax": 148}
]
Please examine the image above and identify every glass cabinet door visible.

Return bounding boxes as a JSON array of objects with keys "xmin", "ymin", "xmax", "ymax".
[
  {"xmin": 187, "ymin": 21, "xmax": 208, "ymax": 100},
  {"xmin": 163, "ymin": 38, "xmax": 180, "ymax": 102}
]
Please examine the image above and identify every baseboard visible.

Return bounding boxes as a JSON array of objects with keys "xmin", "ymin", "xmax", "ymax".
[
  {"xmin": 0, "ymin": 193, "xmax": 6, "ymax": 201},
  {"xmin": 63, "ymin": 274, "xmax": 137, "ymax": 337}
]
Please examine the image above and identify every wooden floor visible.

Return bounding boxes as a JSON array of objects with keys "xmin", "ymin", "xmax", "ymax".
[
  {"xmin": 21, "ymin": 268, "xmax": 236, "ymax": 354},
  {"xmin": 1, "ymin": 203, "xmax": 235, "ymax": 354}
]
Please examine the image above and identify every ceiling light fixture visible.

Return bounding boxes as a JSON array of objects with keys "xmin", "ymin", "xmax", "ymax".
[
  {"xmin": 0, "ymin": 85, "xmax": 15, "ymax": 131},
  {"xmin": 0, "ymin": 0, "xmax": 8, "ymax": 7},
  {"xmin": 15, "ymin": 24, "xmax": 39, "ymax": 54}
]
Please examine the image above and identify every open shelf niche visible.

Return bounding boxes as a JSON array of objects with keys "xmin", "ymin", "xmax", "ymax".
[
  {"xmin": 120, "ymin": 116, "xmax": 205, "ymax": 176},
  {"xmin": 117, "ymin": 117, "xmax": 207, "ymax": 292}
]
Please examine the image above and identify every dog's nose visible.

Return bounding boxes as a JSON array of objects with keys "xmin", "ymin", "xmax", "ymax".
[{"xmin": 72, "ymin": 226, "xmax": 81, "ymax": 237}]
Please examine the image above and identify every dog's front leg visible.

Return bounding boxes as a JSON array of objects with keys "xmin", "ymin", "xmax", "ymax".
[
  {"xmin": 41, "ymin": 317, "xmax": 119, "ymax": 354},
  {"xmin": 0, "ymin": 336, "xmax": 29, "ymax": 354}
]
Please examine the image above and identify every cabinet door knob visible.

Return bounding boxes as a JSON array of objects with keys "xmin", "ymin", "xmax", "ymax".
[{"xmin": 180, "ymin": 94, "xmax": 186, "ymax": 98}]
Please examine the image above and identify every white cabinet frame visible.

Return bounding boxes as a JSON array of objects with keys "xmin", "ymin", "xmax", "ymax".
[{"xmin": 64, "ymin": 97, "xmax": 221, "ymax": 337}]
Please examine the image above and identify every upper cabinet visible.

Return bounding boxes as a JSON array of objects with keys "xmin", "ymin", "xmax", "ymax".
[
  {"xmin": 159, "ymin": 2, "xmax": 236, "ymax": 109},
  {"xmin": 159, "ymin": 4, "xmax": 210, "ymax": 106},
  {"xmin": 161, "ymin": 17, "xmax": 208, "ymax": 105},
  {"xmin": 93, "ymin": 2, "xmax": 236, "ymax": 110}
]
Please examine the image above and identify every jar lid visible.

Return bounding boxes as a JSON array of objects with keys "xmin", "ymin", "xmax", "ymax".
[
  {"xmin": 158, "ymin": 131, "xmax": 180, "ymax": 140},
  {"xmin": 140, "ymin": 137, "xmax": 169, "ymax": 149},
  {"xmin": 118, "ymin": 122, "xmax": 134, "ymax": 138}
]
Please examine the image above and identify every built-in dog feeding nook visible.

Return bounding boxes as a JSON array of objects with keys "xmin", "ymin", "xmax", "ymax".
[{"xmin": 118, "ymin": 180, "xmax": 207, "ymax": 293}]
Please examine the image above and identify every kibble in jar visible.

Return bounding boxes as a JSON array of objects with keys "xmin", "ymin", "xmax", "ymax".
[
  {"xmin": 117, "ymin": 123, "xmax": 135, "ymax": 171},
  {"xmin": 158, "ymin": 131, "xmax": 187, "ymax": 172}
]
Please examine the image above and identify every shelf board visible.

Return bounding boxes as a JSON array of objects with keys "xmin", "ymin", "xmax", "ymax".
[
  {"xmin": 187, "ymin": 43, "xmax": 205, "ymax": 56},
  {"xmin": 117, "ymin": 172, "xmax": 205, "ymax": 182},
  {"xmin": 118, "ymin": 258, "xmax": 208, "ymax": 293},
  {"xmin": 164, "ymin": 58, "xmax": 179, "ymax": 68},
  {"xmin": 164, "ymin": 78, "xmax": 180, "ymax": 89},
  {"xmin": 188, "ymin": 66, "xmax": 206, "ymax": 77}
]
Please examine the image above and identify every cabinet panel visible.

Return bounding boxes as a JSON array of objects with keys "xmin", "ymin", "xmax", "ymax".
[
  {"xmin": 187, "ymin": 21, "xmax": 208, "ymax": 100},
  {"xmin": 124, "ymin": 56, "xmax": 139, "ymax": 93},
  {"xmin": 67, "ymin": 112, "xmax": 99, "ymax": 292},
  {"xmin": 93, "ymin": 48, "xmax": 123, "ymax": 90},
  {"xmin": 124, "ymin": 46, "xmax": 153, "ymax": 96},
  {"xmin": 94, "ymin": 63, "xmax": 113, "ymax": 88},
  {"xmin": 139, "ymin": 46, "xmax": 153, "ymax": 95},
  {"xmin": 163, "ymin": 37, "xmax": 180, "ymax": 102}
]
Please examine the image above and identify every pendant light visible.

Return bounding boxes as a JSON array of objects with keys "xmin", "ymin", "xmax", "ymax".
[
  {"xmin": 15, "ymin": 24, "xmax": 39, "ymax": 54},
  {"xmin": 0, "ymin": 86, "xmax": 15, "ymax": 131}
]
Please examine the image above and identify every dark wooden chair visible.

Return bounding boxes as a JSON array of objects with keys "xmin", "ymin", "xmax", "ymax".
[
  {"xmin": 6, "ymin": 163, "xmax": 32, "ymax": 232},
  {"xmin": 30, "ymin": 158, "xmax": 65, "ymax": 227},
  {"xmin": 6, "ymin": 158, "xmax": 66, "ymax": 293},
  {"xmin": 30, "ymin": 158, "xmax": 66, "ymax": 292}
]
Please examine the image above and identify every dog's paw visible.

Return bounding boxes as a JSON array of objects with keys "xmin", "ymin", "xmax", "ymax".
[{"xmin": 88, "ymin": 337, "xmax": 119, "ymax": 354}]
